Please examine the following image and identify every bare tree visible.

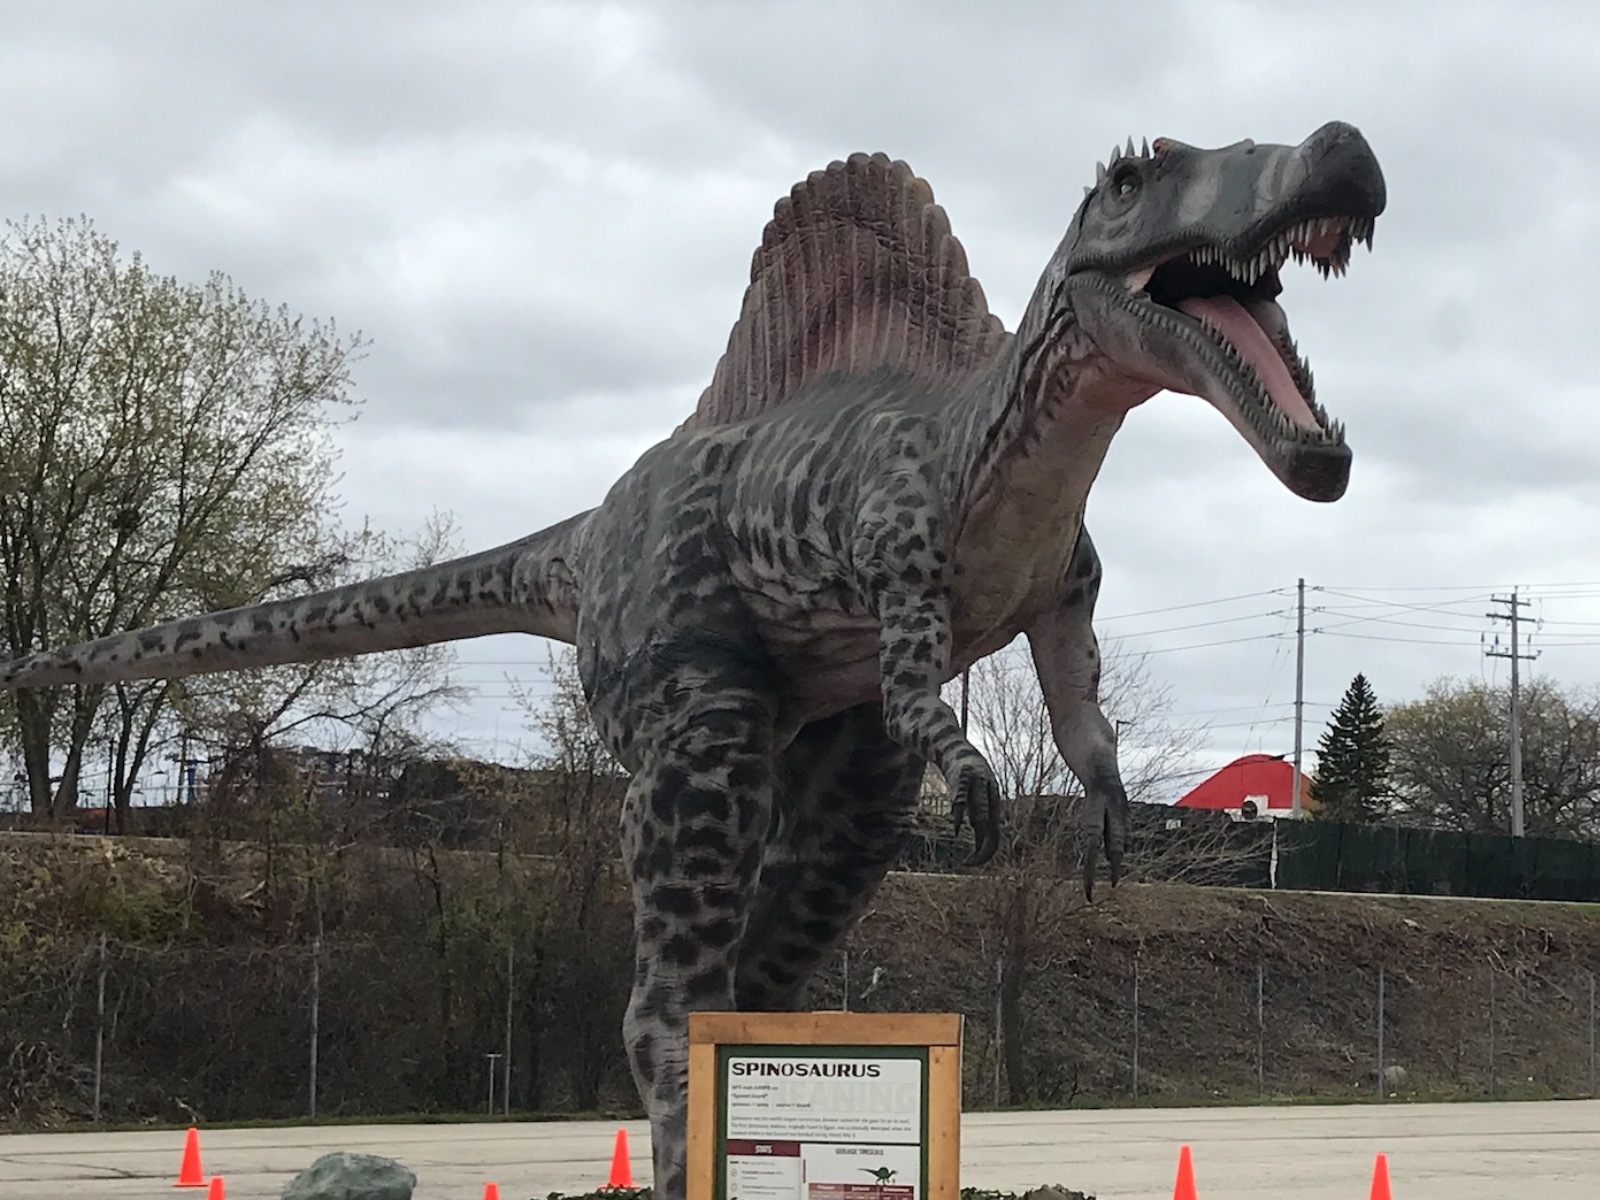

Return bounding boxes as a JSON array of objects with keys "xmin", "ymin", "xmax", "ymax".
[
  {"xmin": 917, "ymin": 637, "xmax": 1207, "ymax": 1104},
  {"xmin": 951, "ymin": 636, "xmax": 1207, "ymax": 823},
  {"xmin": 1387, "ymin": 676, "xmax": 1600, "ymax": 838},
  {"xmin": 508, "ymin": 647, "xmax": 631, "ymax": 1109},
  {"xmin": 0, "ymin": 216, "xmax": 365, "ymax": 818}
]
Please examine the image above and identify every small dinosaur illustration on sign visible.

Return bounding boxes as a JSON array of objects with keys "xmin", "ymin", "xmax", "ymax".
[{"xmin": 860, "ymin": 1167, "xmax": 899, "ymax": 1183}]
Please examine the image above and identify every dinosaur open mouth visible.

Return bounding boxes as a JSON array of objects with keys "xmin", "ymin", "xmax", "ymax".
[{"xmin": 1128, "ymin": 215, "xmax": 1374, "ymax": 446}]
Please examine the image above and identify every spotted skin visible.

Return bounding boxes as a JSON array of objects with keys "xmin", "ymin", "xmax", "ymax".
[
  {"xmin": 736, "ymin": 702, "xmax": 925, "ymax": 1013},
  {"xmin": 0, "ymin": 125, "xmax": 1385, "ymax": 1200},
  {"xmin": 563, "ymin": 366, "xmax": 1130, "ymax": 1195}
]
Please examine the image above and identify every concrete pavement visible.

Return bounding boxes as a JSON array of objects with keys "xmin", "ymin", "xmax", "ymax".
[{"xmin": 1, "ymin": 1099, "xmax": 1596, "ymax": 1198}]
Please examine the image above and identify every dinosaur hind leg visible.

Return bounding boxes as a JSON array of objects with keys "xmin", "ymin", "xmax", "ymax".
[
  {"xmin": 735, "ymin": 702, "xmax": 925, "ymax": 1012},
  {"xmin": 619, "ymin": 678, "xmax": 777, "ymax": 1200}
]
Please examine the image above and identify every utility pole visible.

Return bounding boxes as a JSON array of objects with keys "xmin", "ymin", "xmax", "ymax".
[
  {"xmin": 1292, "ymin": 578, "xmax": 1306, "ymax": 817},
  {"xmin": 1486, "ymin": 590, "xmax": 1538, "ymax": 837}
]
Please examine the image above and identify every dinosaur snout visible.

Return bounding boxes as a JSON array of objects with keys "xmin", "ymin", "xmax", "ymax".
[{"xmin": 1287, "ymin": 121, "xmax": 1387, "ymax": 219}]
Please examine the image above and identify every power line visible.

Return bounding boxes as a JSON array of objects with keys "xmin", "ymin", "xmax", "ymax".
[
  {"xmin": 1131, "ymin": 631, "xmax": 1291, "ymax": 656},
  {"xmin": 1097, "ymin": 607, "xmax": 1289, "ymax": 638},
  {"xmin": 1095, "ymin": 588, "xmax": 1286, "ymax": 622},
  {"xmin": 1317, "ymin": 630, "xmax": 1486, "ymax": 647}
]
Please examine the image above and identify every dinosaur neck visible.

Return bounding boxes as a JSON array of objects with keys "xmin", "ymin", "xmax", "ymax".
[{"xmin": 950, "ymin": 293, "xmax": 1133, "ymax": 540}]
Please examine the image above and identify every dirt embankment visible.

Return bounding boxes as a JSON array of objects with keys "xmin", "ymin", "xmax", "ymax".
[
  {"xmin": 3, "ymin": 831, "xmax": 1598, "ymax": 1128},
  {"xmin": 848, "ymin": 876, "xmax": 1600, "ymax": 1105}
]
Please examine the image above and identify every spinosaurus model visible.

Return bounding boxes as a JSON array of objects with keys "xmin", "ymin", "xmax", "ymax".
[{"xmin": 1, "ymin": 121, "xmax": 1384, "ymax": 1196}]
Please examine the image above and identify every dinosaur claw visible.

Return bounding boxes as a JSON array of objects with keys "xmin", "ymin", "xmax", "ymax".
[
  {"xmin": 1104, "ymin": 805, "xmax": 1121, "ymax": 889},
  {"xmin": 965, "ymin": 824, "xmax": 1000, "ymax": 867},
  {"xmin": 955, "ymin": 762, "xmax": 1002, "ymax": 867}
]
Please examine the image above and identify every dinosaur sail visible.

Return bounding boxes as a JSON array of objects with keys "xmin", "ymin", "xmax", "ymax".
[{"xmin": 685, "ymin": 152, "xmax": 1008, "ymax": 430}]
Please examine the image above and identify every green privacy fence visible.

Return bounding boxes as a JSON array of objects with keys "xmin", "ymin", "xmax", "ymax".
[
  {"xmin": 1271, "ymin": 819, "xmax": 1600, "ymax": 902},
  {"xmin": 900, "ymin": 801, "xmax": 1600, "ymax": 902}
]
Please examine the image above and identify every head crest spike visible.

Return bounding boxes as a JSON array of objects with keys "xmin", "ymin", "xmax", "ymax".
[
  {"xmin": 1140, "ymin": 136, "xmax": 1150, "ymax": 158},
  {"xmin": 1109, "ymin": 144, "xmax": 1122, "ymax": 164},
  {"xmin": 1125, "ymin": 136, "xmax": 1136, "ymax": 158},
  {"xmin": 1094, "ymin": 161, "xmax": 1107, "ymax": 183}
]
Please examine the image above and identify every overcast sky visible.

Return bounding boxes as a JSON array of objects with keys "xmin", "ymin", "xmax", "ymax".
[{"xmin": 5, "ymin": 0, "xmax": 1599, "ymax": 792}]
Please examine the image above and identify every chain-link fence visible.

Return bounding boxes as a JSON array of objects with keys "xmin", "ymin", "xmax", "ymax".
[
  {"xmin": 823, "ymin": 950, "xmax": 1599, "ymax": 1108},
  {"xmin": 11, "ymin": 931, "xmax": 1594, "ymax": 1127},
  {"xmin": 4, "ymin": 922, "xmax": 639, "ymax": 1126},
  {"xmin": 6, "ymin": 825, "xmax": 1600, "ymax": 1128}
]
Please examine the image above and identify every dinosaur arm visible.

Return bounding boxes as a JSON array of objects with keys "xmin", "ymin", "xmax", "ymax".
[
  {"xmin": 0, "ymin": 513, "xmax": 587, "ymax": 689},
  {"xmin": 853, "ymin": 472, "xmax": 1001, "ymax": 864},
  {"xmin": 1024, "ymin": 532, "xmax": 1129, "ymax": 898},
  {"xmin": 874, "ymin": 587, "xmax": 998, "ymax": 864}
]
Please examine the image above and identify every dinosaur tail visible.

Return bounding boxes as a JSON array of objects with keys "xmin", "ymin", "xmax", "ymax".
[{"xmin": 0, "ymin": 512, "xmax": 588, "ymax": 690}]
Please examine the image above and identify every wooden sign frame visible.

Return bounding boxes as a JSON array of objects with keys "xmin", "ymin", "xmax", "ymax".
[{"xmin": 686, "ymin": 1012, "xmax": 963, "ymax": 1200}]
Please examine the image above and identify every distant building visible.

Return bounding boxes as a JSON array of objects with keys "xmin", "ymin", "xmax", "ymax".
[{"xmin": 1175, "ymin": 753, "xmax": 1313, "ymax": 820}]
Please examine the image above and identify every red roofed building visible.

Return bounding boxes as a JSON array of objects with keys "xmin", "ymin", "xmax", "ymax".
[{"xmin": 1175, "ymin": 753, "xmax": 1313, "ymax": 820}]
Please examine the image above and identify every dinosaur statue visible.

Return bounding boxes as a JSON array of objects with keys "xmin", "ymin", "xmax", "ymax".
[{"xmin": 0, "ymin": 122, "xmax": 1384, "ymax": 1197}]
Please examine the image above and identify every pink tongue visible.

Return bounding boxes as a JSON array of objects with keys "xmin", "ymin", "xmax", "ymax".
[{"xmin": 1176, "ymin": 295, "xmax": 1319, "ymax": 431}]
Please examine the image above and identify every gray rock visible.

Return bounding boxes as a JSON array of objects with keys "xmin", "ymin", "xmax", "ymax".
[
  {"xmin": 281, "ymin": 1151, "xmax": 416, "ymax": 1200},
  {"xmin": 1383, "ymin": 1063, "xmax": 1409, "ymax": 1090}
]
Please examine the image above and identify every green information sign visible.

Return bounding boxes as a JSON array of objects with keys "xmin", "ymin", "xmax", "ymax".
[
  {"xmin": 687, "ymin": 1012, "xmax": 962, "ymax": 1200},
  {"xmin": 715, "ymin": 1044, "xmax": 929, "ymax": 1200}
]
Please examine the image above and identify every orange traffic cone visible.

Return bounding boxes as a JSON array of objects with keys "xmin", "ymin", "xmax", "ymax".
[
  {"xmin": 204, "ymin": 1177, "xmax": 226, "ymax": 1199},
  {"xmin": 482, "ymin": 1184, "xmax": 501, "ymax": 1200},
  {"xmin": 1369, "ymin": 1152, "xmax": 1392, "ymax": 1200},
  {"xmin": 605, "ymin": 1127, "xmax": 634, "ymax": 1188},
  {"xmin": 173, "ymin": 1126, "xmax": 206, "ymax": 1188},
  {"xmin": 1171, "ymin": 1144, "xmax": 1197, "ymax": 1200}
]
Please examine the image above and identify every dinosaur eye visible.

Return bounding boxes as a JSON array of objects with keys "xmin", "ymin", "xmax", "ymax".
[{"xmin": 1111, "ymin": 164, "xmax": 1141, "ymax": 198}]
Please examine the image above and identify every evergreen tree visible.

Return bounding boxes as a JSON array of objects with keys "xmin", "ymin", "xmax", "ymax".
[{"xmin": 1311, "ymin": 673, "xmax": 1391, "ymax": 822}]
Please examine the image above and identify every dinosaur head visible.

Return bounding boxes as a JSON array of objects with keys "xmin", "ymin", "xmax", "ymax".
[{"xmin": 1050, "ymin": 121, "xmax": 1385, "ymax": 502}]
